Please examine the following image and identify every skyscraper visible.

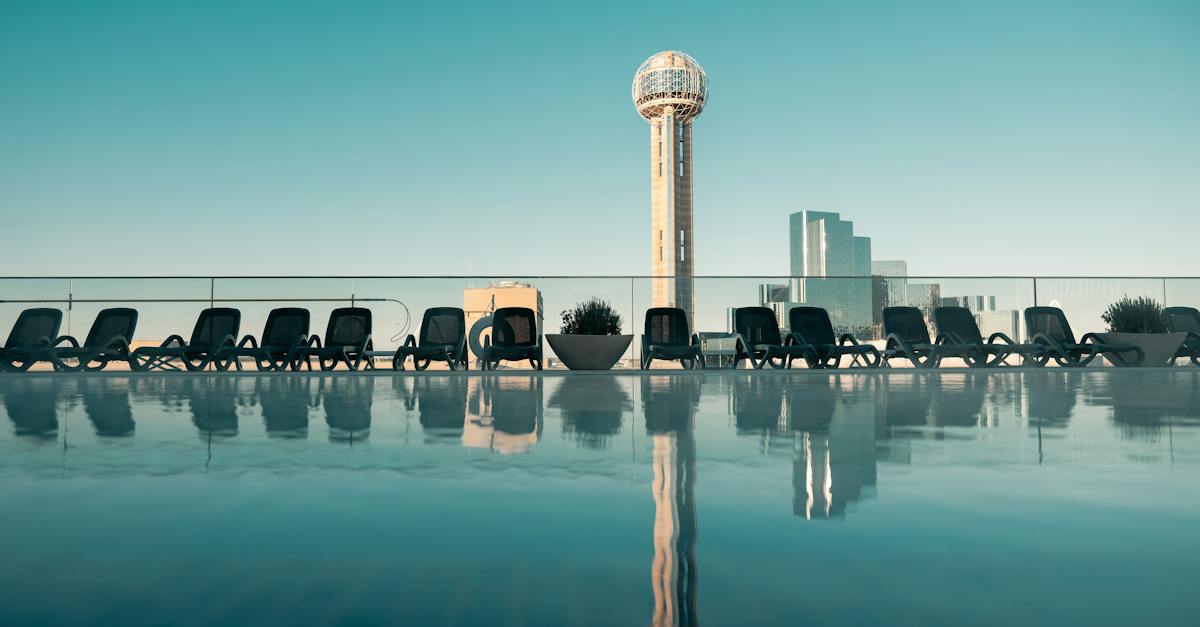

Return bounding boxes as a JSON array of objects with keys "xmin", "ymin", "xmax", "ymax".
[
  {"xmin": 789, "ymin": 211, "xmax": 873, "ymax": 335},
  {"xmin": 633, "ymin": 51, "xmax": 707, "ymax": 324}
]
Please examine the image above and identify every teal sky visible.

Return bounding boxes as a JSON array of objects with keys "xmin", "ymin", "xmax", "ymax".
[{"xmin": 2, "ymin": 0, "xmax": 1198, "ymax": 278}]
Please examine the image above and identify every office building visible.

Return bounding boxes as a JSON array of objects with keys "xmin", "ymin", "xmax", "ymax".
[{"xmin": 788, "ymin": 211, "xmax": 873, "ymax": 336}]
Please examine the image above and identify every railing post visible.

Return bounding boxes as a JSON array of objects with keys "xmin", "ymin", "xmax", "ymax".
[{"xmin": 1032, "ymin": 277, "xmax": 1038, "ymax": 307}]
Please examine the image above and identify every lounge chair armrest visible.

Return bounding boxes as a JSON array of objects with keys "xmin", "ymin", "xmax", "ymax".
[
  {"xmin": 98, "ymin": 335, "xmax": 132, "ymax": 353},
  {"xmin": 304, "ymin": 335, "xmax": 323, "ymax": 349},
  {"xmin": 356, "ymin": 334, "xmax": 373, "ymax": 352},
  {"xmin": 53, "ymin": 335, "xmax": 80, "ymax": 349},
  {"xmin": 790, "ymin": 331, "xmax": 809, "ymax": 345},
  {"xmin": 691, "ymin": 333, "xmax": 702, "ymax": 347},
  {"xmin": 934, "ymin": 332, "xmax": 958, "ymax": 346},
  {"xmin": 235, "ymin": 335, "xmax": 259, "ymax": 349},
  {"xmin": 838, "ymin": 334, "xmax": 861, "ymax": 346},
  {"xmin": 987, "ymin": 332, "xmax": 1017, "ymax": 345},
  {"xmin": 403, "ymin": 335, "xmax": 417, "ymax": 348},
  {"xmin": 884, "ymin": 333, "xmax": 920, "ymax": 354},
  {"xmin": 160, "ymin": 334, "xmax": 186, "ymax": 348}
]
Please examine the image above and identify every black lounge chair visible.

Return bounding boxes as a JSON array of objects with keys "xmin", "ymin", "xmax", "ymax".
[
  {"xmin": 1164, "ymin": 306, "xmax": 1200, "ymax": 366},
  {"xmin": 641, "ymin": 307, "xmax": 703, "ymax": 369},
  {"xmin": 218, "ymin": 307, "xmax": 310, "ymax": 371},
  {"xmin": 48, "ymin": 308, "xmax": 138, "ymax": 372},
  {"xmin": 731, "ymin": 307, "xmax": 815, "ymax": 369},
  {"xmin": 481, "ymin": 307, "xmax": 542, "ymax": 370},
  {"xmin": 368, "ymin": 307, "xmax": 468, "ymax": 370},
  {"xmin": 292, "ymin": 307, "xmax": 373, "ymax": 371},
  {"xmin": 933, "ymin": 306, "xmax": 1046, "ymax": 367},
  {"xmin": 0, "ymin": 308, "xmax": 63, "ymax": 372},
  {"xmin": 129, "ymin": 308, "xmax": 241, "ymax": 372},
  {"xmin": 788, "ymin": 306, "xmax": 880, "ymax": 369},
  {"xmin": 1024, "ymin": 306, "xmax": 1144, "ymax": 367},
  {"xmin": 881, "ymin": 306, "xmax": 978, "ymax": 368}
]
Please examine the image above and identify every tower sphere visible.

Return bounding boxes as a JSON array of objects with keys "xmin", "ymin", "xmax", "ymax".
[{"xmin": 632, "ymin": 51, "xmax": 707, "ymax": 123}]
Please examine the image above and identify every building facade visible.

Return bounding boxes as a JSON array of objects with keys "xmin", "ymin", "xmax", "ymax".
[{"xmin": 788, "ymin": 211, "xmax": 874, "ymax": 336}]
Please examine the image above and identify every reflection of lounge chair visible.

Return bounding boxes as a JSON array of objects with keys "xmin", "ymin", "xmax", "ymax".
[
  {"xmin": 1164, "ymin": 307, "xmax": 1200, "ymax": 366},
  {"xmin": 481, "ymin": 307, "xmax": 542, "ymax": 370},
  {"xmin": 81, "ymin": 378, "xmax": 135, "ymax": 436},
  {"xmin": 641, "ymin": 307, "xmax": 704, "ymax": 369},
  {"xmin": 292, "ymin": 307, "xmax": 373, "ymax": 371},
  {"xmin": 411, "ymin": 376, "xmax": 468, "ymax": 442},
  {"xmin": 258, "ymin": 377, "xmax": 313, "ymax": 438},
  {"xmin": 0, "ymin": 308, "xmax": 62, "ymax": 372},
  {"xmin": 788, "ymin": 306, "xmax": 879, "ymax": 369},
  {"xmin": 3, "ymin": 378, "xmax": 60, "ymax": 438},
  {"xmin": 1024, "ymin": 306, "xmax": 1143, "ymax": 367},
  {"xmin": 219, "ymin": 308, "xmax": 309, "ymax": 371},
  {"xmin": 49, "ymin": 308, "xmax": 138, "ymax": 372},
  {"xmin": 322, "ymin": 377, "xmax": 374, "ymax": 442},
  {"xmin": 933, "ymin": 306, "xmax": 1045, "ymax": 367},
  {"xmin": 731, "ymin": 376, "xmax": 786, "ymax": 432},
  {"xmin": 130, "ymin": 308, "xmax": 240, "ymax": 372},
  {"xmin": 881, "ymin": 307, "xmax": 977, "ymax": 368},
  {"xmin": 370, "ymin": 307, "xmax": 468, "ymax": 370},
  {"xmin": 731, "ymin": 307, "xmax": 815, "ymax": 369}
]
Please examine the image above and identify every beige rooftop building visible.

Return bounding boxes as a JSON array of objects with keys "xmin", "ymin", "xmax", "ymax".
[{"xmin": 633, "ymin": 51, "xmax": 707, "ymax": 324}]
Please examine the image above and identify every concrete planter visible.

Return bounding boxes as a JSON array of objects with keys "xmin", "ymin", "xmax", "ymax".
[
  {"xmin": 1095, "ymin": 332, "xmax": 1187, "ymax": 367},
  {"xmin": 545, "ymin": 334, "xmax": 632, "ymax": 371}
]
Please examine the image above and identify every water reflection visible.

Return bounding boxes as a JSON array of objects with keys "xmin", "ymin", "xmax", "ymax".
[
  {"xmin": 81, "ymin": 378, "xmax": 134, "ymax": 437},
  {"xmin": 2, "ymin": 377, "xmax": 60, "ymax": 439},
  {"xmin": 188, "ymin": 376, "xmax": 240, "ymax": 439},
  {"xmin": 463, "ymin": 376, "xmax": 542, "ymax": 454},
  {"xmin": 643, "ymin": 376, "xmax": 698, "ymax": 627},
  {"xmin": 258, "ymin": 376, "xmax": 313, "ymax": 439},
  {"xmin": 321, "ymin": 377, "xmax": 373, "ymax": 443},
  {"xmin": 550, "ymin": 377, "xmax": 631, "ymax": 450},
  {"xmin": 2, "ymin": 371, "xmax": 1200, "ymax": 625},
  {"xmin": 403, "ymin": 376, "xmax": 468, "ymax": 443}
]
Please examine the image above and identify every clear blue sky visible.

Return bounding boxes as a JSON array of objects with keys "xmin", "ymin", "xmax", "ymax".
[{"xmin": 2, "ymin": 0, "xmax": 1197, "ymax": 277}]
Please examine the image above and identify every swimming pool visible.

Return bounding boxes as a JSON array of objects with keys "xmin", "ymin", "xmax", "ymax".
[{"xmin": 1, "ymin": 370, "xmax": 1198, "ymax": 626}]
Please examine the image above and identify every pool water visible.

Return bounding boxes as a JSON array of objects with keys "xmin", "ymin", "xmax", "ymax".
[{"xmin": 1, "ymin": 371, "xmax": 1198, "ymax": 626}]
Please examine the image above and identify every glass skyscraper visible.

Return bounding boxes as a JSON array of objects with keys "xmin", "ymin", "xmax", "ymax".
[{"xmin": 788, "ymin": 211, "xmax": 873, "ymax": 335}]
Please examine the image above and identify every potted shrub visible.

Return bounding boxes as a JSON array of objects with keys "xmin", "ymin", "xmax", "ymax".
[
  {"xmin": 1097, "ymin": 296, "xmax": 1186, "ymax": 367},
  {"xmin": 545, "ymin": 297, "xmax": 632, "ymax": 370}
]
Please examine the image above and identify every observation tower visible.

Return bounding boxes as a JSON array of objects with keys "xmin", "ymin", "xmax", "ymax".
[{"xmin": 633, "ymin": 51, "xmax": 707, "ymax": 325}]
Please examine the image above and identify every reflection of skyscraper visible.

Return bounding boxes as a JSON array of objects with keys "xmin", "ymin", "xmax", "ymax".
[
  {"xmin": 789, "ymin": 379, "xmax": 878, "ymax": 520},
  {"xmin": 789, "ymin": 211, "xmax": 873, "ymax": 336},
  {"xmin": 634, "ymin": 51, "xmax": 707, "ymax": 324},
  {"xmin": 643, "ymin": 377, "xmax": 699, "ymax": 627}
]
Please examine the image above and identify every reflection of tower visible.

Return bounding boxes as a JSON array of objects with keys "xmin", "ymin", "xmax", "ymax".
[
  {"xmin": 633, "ymin": 51, "xmax": 707, "ymax": 324},
  {"xmin": 644, "ymin": 377, "xmax": 699, "ymax": 627}
]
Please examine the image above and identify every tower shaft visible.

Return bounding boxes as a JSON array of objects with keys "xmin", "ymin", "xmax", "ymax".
[{"xmin": 650, "ymin": 110, "xmax": 694, "ymax": 323}]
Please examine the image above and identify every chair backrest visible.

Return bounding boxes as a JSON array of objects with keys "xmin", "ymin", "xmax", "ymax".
[
  {"xmin": 420, "ymin": 307, "xmax": 466, "ymax": 347},
  {"xmin": 83, "ymin": 308, "xmax": 138, "ymax": 348},
  {"xmin": 1024, "ymin": 306, "xmax": 1076, "ymax": 344},
  {"xmin": 788, "ymin": 306, "xmax": 835, "ymax": 345},
  {"xmin": 324, "ymin": 307, "xmax": 371, "ymax": 348},
  {"xmin": 5, "ymin": 308, "xmax": 63, "ymax": 349},
  {"xmin": 491, "ymin": 307, "xmax": 538, "ymax": 348},
  {"xmin": 189, "ymin": 308, "xmax": 241, "ymax": 348},
  {"xmin": 262, "ymin": 308, "xmax": 310, "ymax": 349},
  {"xmin": 1164, "ymin": 307, "xmax": 1200, "ymax": 335},
  {"xmin": 644, "ymin": 307, "xmax": 691, "ymax": 347},
  {"xmin": 933, "ymin": 306, "xmax": 983, "ymax": 344},
  {"xmin": 733, "ymin": 307, "xmax": 782, "ymax": 346},
  {"xmin": 882, "ymin": 307, "xmax": 930, "ymax": 345}
]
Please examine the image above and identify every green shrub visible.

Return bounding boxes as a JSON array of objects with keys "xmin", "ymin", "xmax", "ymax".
[
  {"xmin": 560, "ymin": 297, "xmax": 622, "ymax": 335},
  {"xmin": 1101, "ymin": 296, "xmax": 1167, "ymax": 333}
]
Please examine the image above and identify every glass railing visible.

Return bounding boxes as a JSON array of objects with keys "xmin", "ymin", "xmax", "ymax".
[{"xmin": 1, "ymin": 275, "xmax": 1196, "ymax": 369}]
